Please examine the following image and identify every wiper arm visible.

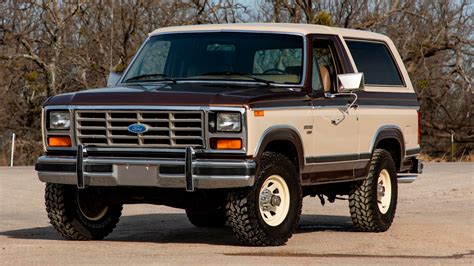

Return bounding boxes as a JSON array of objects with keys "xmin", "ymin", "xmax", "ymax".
[
  {"xmin": 198, "ymin": 71, "xmax": 272, "ymax": 86},
  {"xmin": 124, "ymin": 73, "xmax": 177, "ymax": 83}
]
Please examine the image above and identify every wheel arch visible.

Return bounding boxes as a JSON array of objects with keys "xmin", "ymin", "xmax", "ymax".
[
  {"xmin": 254, "ymin": 125, "xmax": 304, "ymax": 176},
  {"xmin": 369, "ymin": 125, "xmax": 405, "ymax": 171}
]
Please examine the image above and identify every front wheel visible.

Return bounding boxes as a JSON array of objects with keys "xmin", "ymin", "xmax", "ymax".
[
  {"xmin": 349, "ymin": 149, "xmax": 398, "ymax": 232},
  {"xmin": 45, "ymin": 183, "xmax": 122, "ymax": 240},
  {"xmin": 226, "ymin": 152, "xmax": 302, "ymax": 246}
]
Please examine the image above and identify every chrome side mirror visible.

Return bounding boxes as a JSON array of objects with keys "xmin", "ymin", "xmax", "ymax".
[
  {"xmin": 337, "ymin": 73, "xmax": 364, "ymax": 92},
  {"xmin": 323, "ymin": 73, "xmax": 364, "ymax": 125},
  {"xmin": 107, "ymin": 72, "xmax": 122, "ymax": 87}
]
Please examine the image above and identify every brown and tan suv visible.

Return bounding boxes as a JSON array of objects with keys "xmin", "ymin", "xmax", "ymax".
[{"xmin": 36, "ymin": 23, "xmax": 422, "ymax": 246}]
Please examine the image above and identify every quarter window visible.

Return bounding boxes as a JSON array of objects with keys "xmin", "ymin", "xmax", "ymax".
[{"xmin": 346, "ymin": 40, "xmax": 403, "ymax": 86}]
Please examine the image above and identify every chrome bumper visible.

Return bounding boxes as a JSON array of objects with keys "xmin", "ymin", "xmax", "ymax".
[
  {"xmin": 36, "ymin": 149, "xmax": 255, "ymax": 190},
  {"xmin": 398, "ymin": 155, "xmax": 422, "ymax": 184},
  {"xmin": 397, "ymin": 174, "xmax": 417, "ymax": 184}
]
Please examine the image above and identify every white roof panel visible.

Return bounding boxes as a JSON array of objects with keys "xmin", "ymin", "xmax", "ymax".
[{"xmin": 150, "ymin": 23, "xmax": 388, "ymax": 41}]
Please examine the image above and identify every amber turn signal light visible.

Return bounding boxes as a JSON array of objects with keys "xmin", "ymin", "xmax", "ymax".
[
  {"xmin": 214, "ymin": 138, "xmax": 242, "ymax": 150},
  {"xmin": 254, "ymin": 110, "xmax": 264, "ymax": 117},
  {"xmin": 48, "ymin": 136, "xmax": 72, "ymax": 147}
]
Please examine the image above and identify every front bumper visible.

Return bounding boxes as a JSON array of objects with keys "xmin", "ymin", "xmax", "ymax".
[{"xmin": 36, "ymin": 149, "xmax": 255, "ymax": 190}]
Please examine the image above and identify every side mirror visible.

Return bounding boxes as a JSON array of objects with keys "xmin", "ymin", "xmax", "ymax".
[
  {"xmin": 337, "ymin": 73, "xmax": 364, "ymax": 92},
  {"xmin": 107, "ymin": 72, "xmax": 122, "ymax": 87}
]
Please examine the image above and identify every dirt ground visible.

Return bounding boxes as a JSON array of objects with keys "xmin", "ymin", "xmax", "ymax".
[{"xmin": 0, "ymin": 163, "xmax": 473, "ymax": 265}]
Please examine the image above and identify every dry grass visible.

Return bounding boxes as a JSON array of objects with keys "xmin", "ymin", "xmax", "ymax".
[{"xmin": 419, "ymin": 152, "xmax": 474, "ymax": 163}]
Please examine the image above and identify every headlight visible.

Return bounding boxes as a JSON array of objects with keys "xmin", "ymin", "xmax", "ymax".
[
  {"xmin": 216, "ymin": 112, "xmax": 241, "ymax": 132},
  {"xmin": 50, "ymin": 111, "xmax": 70, "ymax": 129}
]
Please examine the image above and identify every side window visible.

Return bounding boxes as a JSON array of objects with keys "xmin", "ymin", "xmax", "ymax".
[
  {"xmin": 312, "ymin": 40, "xmax": 339, "ymax": 93},
  {"xmin": 345, "ymin": 40, "xmax": 403, "ymax": 86},
  {"xmin": 139, "ymin": 41, "xmax": 171, "ymax": 75}
]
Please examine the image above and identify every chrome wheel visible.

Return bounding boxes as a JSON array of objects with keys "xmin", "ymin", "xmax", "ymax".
[
  {"xmin": 258, "ymin": 174, "xmax": 290, "ymax": 226},
  {"xmin": 377, "ymin": 169, "xmax": 392, "ymax": 214}
]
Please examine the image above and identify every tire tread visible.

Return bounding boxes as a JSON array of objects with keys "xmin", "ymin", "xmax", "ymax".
[
  {"xmin": 45, "ymin": 183, "xmax": 122, "ymax": 240},
  {"xmin": 349, "ymin": 149, "xmax": 397, "ymax": 232},
  {"xmin": 226, "ymin": 152, "xmax": 302, "ymax": 246}
]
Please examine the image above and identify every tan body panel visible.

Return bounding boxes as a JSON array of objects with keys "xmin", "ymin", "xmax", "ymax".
[
  {"xmin": 358, "ymin": 107, "xmax": 419, "ymax": 155},
  {"xmin": 246, "ymin": 106, "xmax": 418, "ymax": 158},
  {"xmin": 246, "ymin": 108, "xmax": 313, "ymax": 157},
  {"xmin": 311, "ymin": 106, "xmax": 359, "ymax": 157},
  {"xmin": 241, "ymin": 25, "xmax": 419, "ymax": 167}
]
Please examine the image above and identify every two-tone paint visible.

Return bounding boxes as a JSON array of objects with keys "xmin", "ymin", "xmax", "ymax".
[{"xmin": 37, "ymin": 23, "xmax": 421, "ymax": 189}]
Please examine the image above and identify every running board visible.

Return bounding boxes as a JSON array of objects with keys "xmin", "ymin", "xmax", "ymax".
[{"xmin": 397, "ymin": 175, "xmax": 417, "ymax": 184}]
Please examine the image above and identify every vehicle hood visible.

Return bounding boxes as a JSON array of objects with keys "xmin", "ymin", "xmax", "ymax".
[{"xmin": 43, "ymin": 83, "xmax": 310, "ymax": 107}]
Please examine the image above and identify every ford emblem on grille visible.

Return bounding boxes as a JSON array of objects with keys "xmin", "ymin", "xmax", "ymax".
[{"xmin": 127, "ymin": 123, "xmax": 149, "ymax": 134}]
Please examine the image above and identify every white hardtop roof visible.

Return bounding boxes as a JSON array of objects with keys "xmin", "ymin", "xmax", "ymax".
[{"xmin": 150, "ymin": 23, "xmax": 389, "ymax": 41}]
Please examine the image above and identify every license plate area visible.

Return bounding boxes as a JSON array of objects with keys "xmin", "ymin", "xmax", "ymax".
[{"xmin": 113, "ymin": 164, "xmax": 159, "ymax": 186}]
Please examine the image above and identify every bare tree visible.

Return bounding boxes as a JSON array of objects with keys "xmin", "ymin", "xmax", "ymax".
[
  {"xmin": 0, "ymin": 0, "xmax": 472, "ymax": 164},
  {"xmin": 258, "ymin": 0, "xmax": 473, "ymax": 159}
]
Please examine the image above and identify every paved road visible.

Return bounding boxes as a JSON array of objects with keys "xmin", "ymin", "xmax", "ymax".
[{"xmin": 0, "ymin": 163, "xmax": 473, "ymax": 265}]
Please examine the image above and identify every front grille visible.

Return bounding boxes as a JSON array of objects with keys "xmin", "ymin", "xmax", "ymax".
[{"xmin": 75, "ymin": 110, "xmax": 205, "ymax": 148}]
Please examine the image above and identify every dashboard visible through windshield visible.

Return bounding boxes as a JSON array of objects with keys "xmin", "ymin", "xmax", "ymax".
[{"xmin": 121, "ymin": 32, "xmax": 305, "ymax": 85}]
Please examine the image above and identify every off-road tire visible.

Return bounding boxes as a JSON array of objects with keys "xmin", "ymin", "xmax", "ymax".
[
  {"xmin": 226, "ymin": 152, "xmax": 302, "ymax": 246},
  {"xmin": 185, "ymin": 207, "xmax": 227, "ymax": 227},
  {"xmin": 45, "ymin": 183, "xmax": 122, "ymax": 240},
  {"xmin": 349, "ymin": 149, "xmax": 398, "ymax": 232}
]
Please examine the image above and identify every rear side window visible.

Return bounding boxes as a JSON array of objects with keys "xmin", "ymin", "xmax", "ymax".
[{"xmin": 346, "ymin": 40, "xmax": 403, "ymax": 86}]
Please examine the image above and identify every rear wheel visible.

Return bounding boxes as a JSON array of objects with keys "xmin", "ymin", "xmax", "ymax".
[
  {"xmin": 349, "ymin": 149, "xmax": 398, "ymax": 232},
  {"xmin": 226, "ymin": 152, "xmax": 302, "ymax": 246},
  {"xmin": 45, "ymin": 183, "xmax": 122, "ymax": 240}
]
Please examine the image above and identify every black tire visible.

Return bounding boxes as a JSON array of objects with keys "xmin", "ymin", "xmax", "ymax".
[
  {"xmin": 45, "ymin": 183, "xmax": 123, "ymax": 240},
  {"xmin": 226, "ymin": 152, "xmax": 302, "ymax": 246},
  {"xmin": 185, "ymin": 207, "xmax": 227, "ymax": 227},
  {"xmin": 349, "ymin": 149, "xmax": 398, "ymax": 232}
]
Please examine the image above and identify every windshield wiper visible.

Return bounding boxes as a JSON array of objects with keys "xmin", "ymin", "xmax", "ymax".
[
  {"xmin": 198, "ymin": 71, "xmax": 272, "ymax": 86},
  {"xmin": 124, "ymin": 73, "xmax": 177, "ymax": 83}
]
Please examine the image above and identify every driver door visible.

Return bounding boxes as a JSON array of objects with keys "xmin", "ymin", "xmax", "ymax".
[{"xmin": 309, "ymin": 36, "xmax": 360, "ymax": 183}]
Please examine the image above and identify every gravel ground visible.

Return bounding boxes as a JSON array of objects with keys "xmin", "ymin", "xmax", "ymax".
[{"xmin": 0, "ymin": 163, "xmax": 473, "ymax": 265}]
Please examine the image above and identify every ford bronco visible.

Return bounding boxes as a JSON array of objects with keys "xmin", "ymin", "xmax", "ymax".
[{"xmin": 36, "ymin": 23, "xmax": 422, "ymax": 246}]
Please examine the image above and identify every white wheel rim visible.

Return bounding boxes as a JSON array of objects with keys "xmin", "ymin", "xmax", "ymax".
[
  {"xmin": 258, "ymin": 175, "xmax": 290, "ymax": 226},
  {"xmin": 377, "ymin": 169, "xmax": 392, "ymax": 214}
]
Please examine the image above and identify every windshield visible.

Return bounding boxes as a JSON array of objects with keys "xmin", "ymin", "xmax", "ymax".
[{"xmin": 121, "ymin": 32, "xmax": 305, "ymax": 85}]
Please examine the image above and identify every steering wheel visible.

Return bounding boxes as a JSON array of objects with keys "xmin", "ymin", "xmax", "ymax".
[{"xmin": 263, "ymin": 68, "xmax": 287, "ymax": 75}]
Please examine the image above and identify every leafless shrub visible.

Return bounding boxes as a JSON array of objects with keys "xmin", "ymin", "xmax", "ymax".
[{"xmin": 0, "ymin": 0, "xmax": 471, "ymax": 165}]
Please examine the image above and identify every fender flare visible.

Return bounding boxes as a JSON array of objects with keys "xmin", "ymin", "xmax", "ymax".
[
  {"xmin": 369, "ymin": 125, "xmax": 405, "ymax": 167},
  {"xmin": 254, "ymin": 125, "xmax": 305, "ymax": 174}
]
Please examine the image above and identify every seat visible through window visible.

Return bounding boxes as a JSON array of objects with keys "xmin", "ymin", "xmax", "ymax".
[{"xmin": 312, "ymin": 40, "xmax": 339, "ymax": 93}]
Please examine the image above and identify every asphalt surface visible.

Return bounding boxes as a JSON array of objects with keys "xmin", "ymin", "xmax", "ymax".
[{"xmin": 0, "ymin": 163, "xmax": 473, "ymax": 265}]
